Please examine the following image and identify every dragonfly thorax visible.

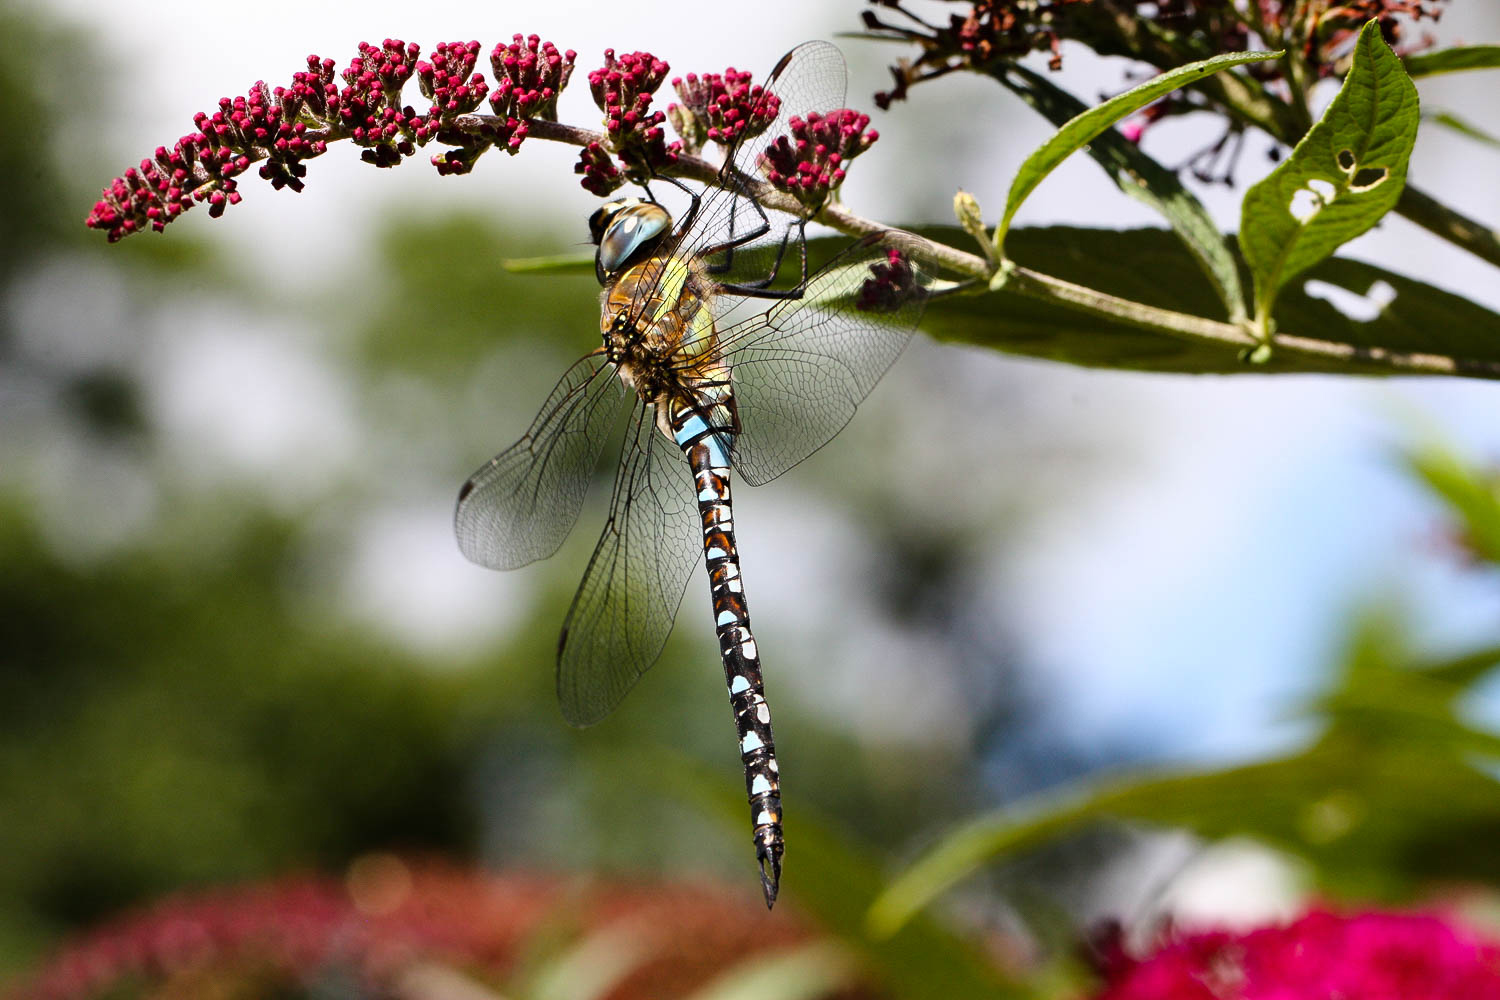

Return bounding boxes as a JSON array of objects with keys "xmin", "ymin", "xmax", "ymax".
[{"xmin": 602, "ymin": 254, "xmax": 723, "ymax": 403}]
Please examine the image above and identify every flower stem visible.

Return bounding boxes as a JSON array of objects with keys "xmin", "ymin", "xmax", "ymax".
[{"xmin": 467, "ymin": 116, "xmax": 1500, "ymax": 379}]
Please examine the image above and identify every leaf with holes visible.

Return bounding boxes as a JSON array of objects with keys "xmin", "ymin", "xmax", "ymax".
[{"xmin": 1241, "ymin": 20, "xmax": 1419, "ymax": 329}]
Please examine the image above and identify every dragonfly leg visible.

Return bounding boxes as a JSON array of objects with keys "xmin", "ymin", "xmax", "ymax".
[
  {"xmin": 655, "ymin": 174, "xmax": 703, "ymax": 239},
  {"xmin": 655, "ymin": 171, "xmax": 792, "ymax": 295},
  {"xmin": 712, "ymin": 217, "xmax": 811, "ymax": 300},
  {"xmin": 697, "ymin": 170, "xmax": 777, "ymax": 263}
]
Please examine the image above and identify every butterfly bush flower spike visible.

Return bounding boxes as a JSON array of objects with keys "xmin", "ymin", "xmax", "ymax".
[
  {"xmin": 668, "ymin": 68, "xmax": 781, "ymax": 154},
  {"xmin": 758, "ymin": 109, "xmax": 877, "ymax": 212},
  {"xmin": 86, "ymin": 33, "xmax": 578, "ymax": 240}
]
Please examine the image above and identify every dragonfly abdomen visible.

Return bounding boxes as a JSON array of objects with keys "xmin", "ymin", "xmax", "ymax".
[{"xmin": 667, "ymin": 394, "xmax": 785, "ymax": 908}]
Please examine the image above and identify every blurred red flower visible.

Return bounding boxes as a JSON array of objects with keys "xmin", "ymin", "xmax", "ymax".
[{"xmin": 1093, "ymin": 909, "xmax": 1500, "ymax": 1000}]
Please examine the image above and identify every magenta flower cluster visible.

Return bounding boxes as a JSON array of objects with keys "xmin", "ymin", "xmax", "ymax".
[
  {"xmin": 433, "ymin": 34, "xmax": 577, "ymax": 176},
  {"xmin": 326, "ymin": 40, "xmax": 424, "ymax": 170},
  {"xmin": 414, "ymin": 35, "xmax": 576, "ymax": 177},
  {"xmin": 86, "ymin": 35, "xmax": 575, "ymax": 241},
  {"xmin": 579, "ymin": 49, "xmax": 680, "ymax": 194},
  {"xmin": 856, "ymin": 247, "xmax": 921, "ymax": 313},
  {"xmin": 667, "ymin": 69, "xmax": 782, "ymax": 153},
  {"xmin": 757, "ymin": 109, "xmax": 878, "ymax": 211},
  {"xmin": 1093, "ymin": 909, "xmax": 1500, "ymax": 1000},
  {"xmin": 417, "ymin": 42, "xmax": 487, "ymax": 122},
  {"xmin": 413, "ymin": 41, "xmax": 487, "ymax": 166},
  {"xmin": 575, "ymin": 141, "xmax": 624, "ymax": 197},
  {"xmin": 490, "ymin": 33, "xmax": 574, "ymax": 126}
]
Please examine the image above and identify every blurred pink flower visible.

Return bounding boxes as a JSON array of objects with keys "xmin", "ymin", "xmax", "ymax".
[
  {"xmin": 7, "ymin": 858, "xmax": 860, "ymax": 1000},
  {"xmin": 1093, "ymin": 909, "xmax": 1500, "ymax": 1000}
]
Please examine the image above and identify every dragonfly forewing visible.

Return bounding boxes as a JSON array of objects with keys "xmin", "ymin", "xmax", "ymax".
[{"xmin": 455, "ymin": 355, "xmax": 630, "ymax": 570}]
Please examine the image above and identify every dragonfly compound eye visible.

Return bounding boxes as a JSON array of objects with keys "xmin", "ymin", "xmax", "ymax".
[
  {"xmin": 588, "ymin": 198, "xmax": 641, "ymax": 246},
  {"xmin": 594, "ymin": 202, "xmax": 673, "ymax": 282}
]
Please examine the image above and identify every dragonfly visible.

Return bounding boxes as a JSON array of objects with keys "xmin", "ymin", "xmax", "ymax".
[{"xmin": 454, "ymin": 41, "xmax": 928, "ymax": 907}]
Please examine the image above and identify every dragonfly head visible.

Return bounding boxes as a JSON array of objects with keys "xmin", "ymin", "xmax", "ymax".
[{"xmin": 590, "ymin": 198, "xmax": 673, "ymax": 284}]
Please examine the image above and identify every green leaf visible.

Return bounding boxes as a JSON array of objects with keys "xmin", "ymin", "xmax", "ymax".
[
  {"xmin": 1240, "ymin": 21, "xmax": 1419, "ymax": 328},
  {"xmin": 1426, "ymin": 110, "xmax": 1500, "ymax": 149},
  {"xmin": 1404, "ymin": 44, "xmax": 1500, "ymax": 78},
  {"xmin": 871, "ymin": 741, "xmax": 1500, "ymax": 936},
  {"xmin": 1407, "ymin": 444, "xmax": 1500, "ymax": 564},
  {"xmin": 998, "ymin": 64, "xmax": 1246, "ymax": 321},
  {"xmin": 897, "ymin": 226, "xmax": 1500, "ymax": 377},
  {"xmin": 503, "ymin": 251, "xmax": 596, "ymax": 275},
  {"xmin": 996, "ymin": 48, "xmax": 1282, "ymax": 256},
  {"xmin": 868, "ymin": 619, "xmax": 1500, "ymax": 937}
]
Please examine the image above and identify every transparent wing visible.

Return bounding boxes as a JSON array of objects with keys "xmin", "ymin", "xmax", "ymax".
[
  {"xmin": 712, "ymin": 237, "xmax": 930, "ymax": 487},
  {"xmin": 556, "ymin": 404, "xmax": 702, "ymax": 727},
  {"xmin": 455, "ymin": 354, "xmax": 630, "ymax": 570},
  {"xmin": 658, "ymin": 41, "xmax": 849, "ymax": 291}
]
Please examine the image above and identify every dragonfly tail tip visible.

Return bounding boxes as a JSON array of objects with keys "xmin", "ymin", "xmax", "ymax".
[{"xmin": 758, "ymin": 853, "xmax": 781, "ymax": 909}]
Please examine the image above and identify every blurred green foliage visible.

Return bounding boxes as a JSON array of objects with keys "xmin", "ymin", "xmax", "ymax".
[
  {"xmin": 0, "ymin": 511, "xmax": 487, "ymax": 933},
  {"xmin": 870, "ymin": 605, "xmax": 1500, "ymax": 937}
]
